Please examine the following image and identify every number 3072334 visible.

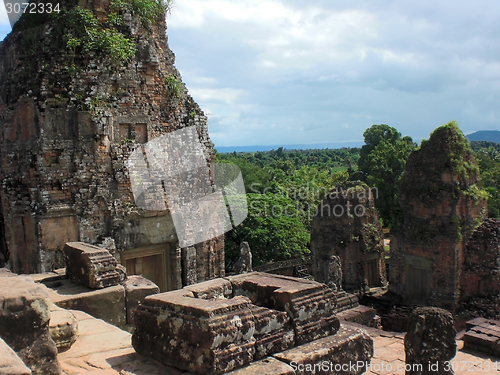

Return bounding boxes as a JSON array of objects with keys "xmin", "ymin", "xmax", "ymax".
[{"xmin": 5, "ymin": 2, "xmax": 61, "ymax": 14}]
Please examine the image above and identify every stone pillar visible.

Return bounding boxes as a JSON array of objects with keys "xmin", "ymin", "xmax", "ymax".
[
  {"xmin": 218, "ymin": 237, "xmax": 225, "ymax": 278},
  {"xmin": 182, "ymin": 246, "xmax": 197, "ymax": 286},
  {"xmin": 63, "ymin": 242, "xmax": 121, "ymax": 289},
  {"xmin": 171, "ymin": 246, "xmax": 182, "ymax": 290},
  {"xmin": 404, "ymin": 307, "xmax": 456, "ymax": 375}
]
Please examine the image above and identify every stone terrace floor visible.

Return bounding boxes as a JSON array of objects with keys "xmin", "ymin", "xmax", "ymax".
[{"xmin": 59, "ymin": 310, "xmax": 500, "ymax": 375}]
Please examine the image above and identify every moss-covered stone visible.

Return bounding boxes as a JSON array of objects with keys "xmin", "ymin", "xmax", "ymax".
[
  {"xmin": 0, "ymin": 0, "xmax": 224, "ymax": 283},
  {"xmin": 389, "ymin": 122, "xmax": 487, "ymax": 310},
  {"xmin": 311, "ymin": 181, "xmax": 387, "ymax": 293}
]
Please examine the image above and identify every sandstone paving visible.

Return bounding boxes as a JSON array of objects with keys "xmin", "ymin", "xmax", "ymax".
[
  {"xmin": 58, "ymin": 310, "xmax": 500, "ymax": 375},
  {"xmin": 0, "ymin": 337, "xmax": 32, "ymax": 375},
  {"xmin": 346, "ymin": 321, "xmax": 500, "ymax": 375}
]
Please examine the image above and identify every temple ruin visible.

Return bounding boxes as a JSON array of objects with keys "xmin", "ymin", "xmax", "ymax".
[
  {"xmin": 460, "ymin": 218, "xmax": 500, "ymax": 299},
  {"xmin": 0, "ymin": 0, "xmax": 224, "ymax": 290},
  {"xmin": 389, "ymin": 122, "xmax": 487, "ymax": 310},
  {"xmin": 132, "ymin": 272, "xmax": 373, "ymax": 374},
  {"xmin": 311, "ymin": 181, "xmax": 388, "ymax": 295}
]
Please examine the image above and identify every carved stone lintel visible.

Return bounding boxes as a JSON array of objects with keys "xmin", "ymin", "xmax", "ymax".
[{"xmin": 64, "ymin": 242, "xmax": 121, "ymax": 289}]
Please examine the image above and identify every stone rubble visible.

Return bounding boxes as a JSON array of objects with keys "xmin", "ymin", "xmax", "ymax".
[
  {"xmin": 404, "ymin": 307, "xmax": 456, "ymax": 375},
  {"xmin": 0, "ymin": 270, "xmax": 61, "ymax": 374}
]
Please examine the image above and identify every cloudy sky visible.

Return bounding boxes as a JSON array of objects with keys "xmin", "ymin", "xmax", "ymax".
[{"xmin": 1, "ymin": 0, "xmax": 500, "ymax": 148}]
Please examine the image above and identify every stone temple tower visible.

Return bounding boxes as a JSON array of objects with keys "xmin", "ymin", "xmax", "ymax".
[
  {"xmin": 389, "ymin": 122, "xmax": 487, "ymax": 309},
  {"xmin": 0, "ymin": 0, "xmax": 224, "ymax": 290}
]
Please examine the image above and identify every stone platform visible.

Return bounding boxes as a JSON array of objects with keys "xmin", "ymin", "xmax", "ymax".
[
  {"xmin": 60, "ymin": 310, "xmax": 372, "ymax": 375},
  {"xmin": 56, "ymin": 310, "xmax": 500, "ymax": 375},
  {"xmin": 463, "ymin": 317, "xmax": 500, "ymax": 356},
  {"xmin": 36, "ymin": 273, "xmax": 158, "ymax": 328},
  {"xmin": 132, "ymin": 273, "xmax": 349, "ymax": 374}
]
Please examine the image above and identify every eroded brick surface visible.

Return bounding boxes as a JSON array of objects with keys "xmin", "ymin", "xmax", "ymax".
[
  {"xmin": 389, "ymin": 125, "xmax": 487, "ymax": 309},
  {"xmin": 0, "ymin": 0, "xmax": 224, "ymax": 287},
  {"xmin": 133, "ymin": 273, "xmax": 343, "ymax": 374}
]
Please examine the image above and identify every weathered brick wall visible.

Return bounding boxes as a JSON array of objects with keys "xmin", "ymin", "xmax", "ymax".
[
  {"xmin": 460, "ymin": 218, "xmax": 500, "ymax": 299},
  {"xmin": 0, "ymin": 0, "xmax": 224, "ymax": 284},
  {"xmin": 311, "ymin": 181, "xmax": 387, "ymax": 293},
  {"xmin": 389, "ymin": 123, "xmax": 487, "ymax": 309}
]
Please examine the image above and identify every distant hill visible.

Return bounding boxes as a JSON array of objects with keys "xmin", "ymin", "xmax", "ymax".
[{"xmin": 466, "ymin": 130, "xmax": 500, "ymax": 143}]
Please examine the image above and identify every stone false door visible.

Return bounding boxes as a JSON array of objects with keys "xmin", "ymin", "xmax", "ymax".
[
  {"xmin": 404, "ymin": 255, "xmax": 431, "ymax": 304},
  {"xmin": 120, "ymin": 244, "xmax": 172, "ymax": 292}
]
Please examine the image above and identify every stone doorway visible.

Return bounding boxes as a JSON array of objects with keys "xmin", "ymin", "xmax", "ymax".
[
  {"xmin": 365, "ymin": 259, "xmax": 379, "ymax": 287},
  {"xmin": 120, "ymin": 244, "xmax": 171, "ymax": 292},
  {"xmin": 405, "ymin": 264, "xmax": 431, "ymax": 303}
]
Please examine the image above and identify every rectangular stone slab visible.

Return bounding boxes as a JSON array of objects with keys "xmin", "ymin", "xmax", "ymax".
[
  {"xmin": 48, "ymin": 279, "xmax": 126, "ymax": 327},
  {"xmin": 273, "ymin": 325, "xmax": 373, "ymax": 375}
]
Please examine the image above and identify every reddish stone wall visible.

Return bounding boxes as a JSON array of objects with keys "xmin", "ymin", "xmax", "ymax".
[
  {"xmin": 460, "ymin": 219, "xmax": 500, "ymax": 299},
  {"xmin": 0, "ymin": 0, "xmax": 224, "ymax": 284},
  {"xmin": 389, "ymin": 123, "xmax": 487, "ymax": 310},
  {"xmin": 311, "ymin": 181, "xmax": 387, "ymax": 293}
]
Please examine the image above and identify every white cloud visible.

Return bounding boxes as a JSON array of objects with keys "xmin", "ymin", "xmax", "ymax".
[
  {"xmin": 189, "ymin": 87, "xmax": 243, "ymax": 104},
  {"xmin": 1, "ymin": 1, "xmax": 499, "ymax": 147}
]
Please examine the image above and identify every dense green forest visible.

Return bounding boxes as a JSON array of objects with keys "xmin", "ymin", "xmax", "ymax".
[{"xmin": 217, "ymin": 126, "xmax": 500, "ymax": 270}]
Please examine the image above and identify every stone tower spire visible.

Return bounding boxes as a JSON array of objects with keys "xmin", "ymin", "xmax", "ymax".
[{"xmin": 0, "ymin": 0, "xmax": 224, "ymax": 288}]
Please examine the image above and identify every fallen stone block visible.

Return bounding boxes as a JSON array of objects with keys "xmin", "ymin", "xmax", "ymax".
[
  {"xmin": 133, "ymin": 287, "xmax": 256, "ymax": 374},
  {"xmin": 227, "ymin": 273, "xmax": 340, "ymax": 345},
  {"xmin": 0, "ymin": 274, "xmax": 61, "ymax": 374},
  {"xmin": 273, "ymin": 325, "xmax": 373, "ymax": 375},
  {"xmin": 405, "ymin": 307, "xmax": 456, "ymax": 374},
  {"xmin": 122, "ymin": 275, "xmax": 160, "ymax": 325},
  {"xmin": 64, "ymin": 242, "xmax": 121, "ymax": 289},
  {"xmin": 49, "ymin": 304, "xmax": 78, "ymax": 352},
  {"xmin": 48, "ymin": 279, "xmax": 126, "ymax": 326},
  {"xmin": 0, "ymin": 338, "xmax": 31, "ymax": 375}
]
